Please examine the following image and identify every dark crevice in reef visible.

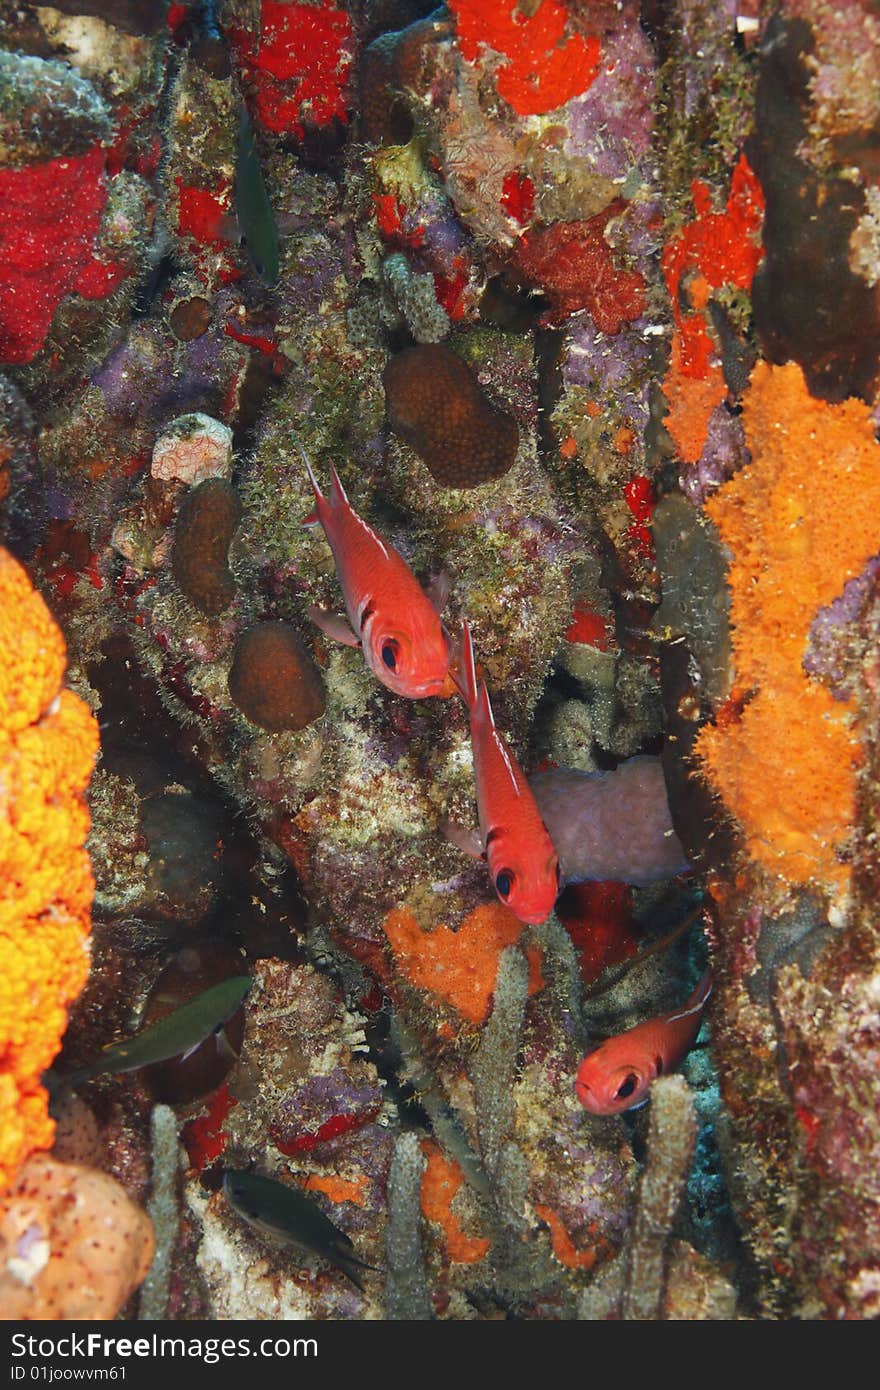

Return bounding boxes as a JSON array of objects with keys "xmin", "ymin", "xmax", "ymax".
[{"xmin": 748, "ymin": 13, "xmax": 880, "ymax": 403}]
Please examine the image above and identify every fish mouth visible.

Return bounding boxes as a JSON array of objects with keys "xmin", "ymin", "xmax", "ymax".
[
  {"xmin": 574, "ymin": 1078, "xmax": 597, "ymax": 1111},
  {"xmin": 513, "ymin": 895, "xmax": 557, "ymax": 926},
  {"xmin": 402, "ymin": 673, "xmax": 453, "ymax": 699}
]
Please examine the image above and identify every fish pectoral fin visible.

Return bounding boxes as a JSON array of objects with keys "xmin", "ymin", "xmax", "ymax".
[
  {"xmin": 214, "ymin": 1028, "xmax": 241, "ymax": 1064},
  {"xmin": 439, "ymin": 817, "xmax": 485, "ymax": 858},
  {"xmin": 424, "ymin": 571, "xmax": 451, "ymax": 615},
  {"xmin": 308, "ymin": 605, "xmax": 361, "ymax": 647}
]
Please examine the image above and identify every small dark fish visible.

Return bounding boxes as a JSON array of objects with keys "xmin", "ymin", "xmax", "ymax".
[
  {"xmin": 235, "ymin": 104, "xmax": 280, "ymax": 286},
  {"xmin": 223, "ymin": 1169, "xmax": 376, "ymax": 1291},
  {"xmin": 65, "ymin": 976, "xmax": 253, "ymax": 1086}
]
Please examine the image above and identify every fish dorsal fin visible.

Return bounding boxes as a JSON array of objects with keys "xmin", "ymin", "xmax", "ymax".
[
  {"xmin": 351, "ymin": 510, "xmax": 389, "ymax": 561},
  {"xmin": 328, "ymin": 467, "xmax": 390, "ymax": 561},
  {"xmin": 299, "ymin": 442, "xmax": 323, "ymax": 525},
  {"xmin": 329, "ymin": 464, "xmax": 350, "ymax": 507},
  {"xmin": 296, "ymin": 440, "xmax": 323, "ymax": 500},
  {"xmin": 457, "ymin": 620, "xmax": 478, "ymax": 709},
  {"xmin": 666, "ymin": 970, "xmax": 713, "ymax": 1025},
  {"xmin": 483, "ymin": 684, "xmax": 521, "ymax": 799}
]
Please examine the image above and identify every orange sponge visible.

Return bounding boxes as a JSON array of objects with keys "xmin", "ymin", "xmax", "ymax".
[
  {"xmin": 382, "ymin": 901, "xmax": 544, "ymax": 1024},
  {"xmin": 695, "ymin": 363, "xmax": 880, "ymax": 890},
  {"xmin": 0, "ymin": 548, "xmax": 99, "ymax": 1190}
]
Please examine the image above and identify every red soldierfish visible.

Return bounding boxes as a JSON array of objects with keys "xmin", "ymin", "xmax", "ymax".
[
  {"xmin": 574, "ymin": 969, "xmax": 712, "ymax": 1115},
  {"xmin": 456, "ymin": 620, "xmax": 560, "ymax": 925},
  {"xmin": 302, "ymin": 457, "xmax": 454, "ymax": 699}
]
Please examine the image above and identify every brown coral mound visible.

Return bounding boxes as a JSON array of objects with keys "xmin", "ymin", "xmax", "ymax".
[
  {"xmin": 0, "ymin": 1153, "xmax": 154, "ymax": 1319},
  {"xmin": 172, "ymin": 477, "xmax": 241, "ymax": 616},
  {"xmin": 384, "ymin": 343, "xmax": 519, "ymax": 487},
  {"xmin": 695, "ymin": 361, "xmax": 880, "ymax": 891},
  {"xmin": 358, "ymin": 32, "xmax": 413, "ymax": 146},
  {"xmin": 228, "ymin": 621, "xmax": 326, "ymax": 732}
]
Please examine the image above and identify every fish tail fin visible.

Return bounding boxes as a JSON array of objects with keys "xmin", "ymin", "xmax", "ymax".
[{"xmin": 336, "ymin": 1252, "xmax": 379, "ymax": 1292}]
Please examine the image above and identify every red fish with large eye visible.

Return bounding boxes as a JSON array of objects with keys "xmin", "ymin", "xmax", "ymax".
[
  {"xmin": 455, "ymin": 620, "xmax": 560, "ymax": 925},
  {"xmin": 302, "ymin": 455, "xmax": 454, "ymax": 699},
  {"xmin": 575, "ymin": 970, "xmax": 712, "ymax": 1115}
]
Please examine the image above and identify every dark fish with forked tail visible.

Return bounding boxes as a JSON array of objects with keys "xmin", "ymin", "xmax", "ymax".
[
  {"xmin": 222, "ymin": 1169, "xmax": 376, "ymax": 1291},
  {"xmin": 235, "ymin": 103, "xmax": 279, "ymax": 286}
]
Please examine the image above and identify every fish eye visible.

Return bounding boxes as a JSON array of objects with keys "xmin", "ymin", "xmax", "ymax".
[
  {"xmin": 615, "ymin": 1074, "xmax": 638, "ymax": 1100},
  {"xmin": 495, "ymin": 869, "xmax": 515, "ymax": 899},
  {"xmin": 381, "ymin": 640, "xmax": 399, "ymax": 671}
]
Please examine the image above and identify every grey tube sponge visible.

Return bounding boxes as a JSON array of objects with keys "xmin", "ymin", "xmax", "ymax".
[
  {"xmin": 622, "ymin": 1074, "xmax": 698, "ymax": 1320},
  {"xmin": 471, "ymin": 946, "xmax": 529, "ymax": 1179},
  {"xmin": 385, "ymin": 1131, "xmax": 432, "ymax": 1320}
]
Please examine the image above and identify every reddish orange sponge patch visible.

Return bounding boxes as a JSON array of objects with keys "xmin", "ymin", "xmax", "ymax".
[
  {"xmin": 382, "ymin": 902, "xmax": 544, "ymax": 1024},
  {"xmin": 500, "ymin": 171, "xmax": 535, "ymax": 227},
  {"xmin": 695, "ymin": 362, "xmax": 880, "ymax": 891},
  {"xmin": 420, "ymin": 1140, "xmax": 490, "ymax": 1263},
  {"xmin": 303, "ymin": 1173, "xmax": 369, "ymax": 1207},
  {"xmin": 662, "ymin": 155, "xmax": 764, "ymax": 462},
  {"xmin": 662, "ymin": 154, "xmax": 764, "ymax": 374},
  {"xmin": 513, "ymin": 202, "xmax": 646, "ymax": 332},
  {"xmin": 564, "ymin": 603, "xmax": 613, "ymax": 650},
  {"xmin": 534, "ymin": 1202, "xmax": 598, "ymax": 1270},
  {"xmin": 624, "ymin": 474, "xmax": 656, "ymax": 558},
  {"xmin": 0, "ymin": 145, "xmax": 126, "ymax": 365},
  {"xmin": 229, "ymin": 0, "xmax": 354, "ymax": 139},
  {"xmin": 175, "ymin": 178, "xmax": 233, "ymax": 251},
  {"xmin": 662, "ymin": 333, "xmax": 727, "ymax": 466},
  {"xmin": 183, "ymin": 1082, "xmax": 237, "ymax": 1172},
  {"xmin": 0, "ymin": 548, "xmax": 99, "ymax": 1191},
  {"xmin": 449, "ymin": 0, "xmax": 600, "ymax": 116}
]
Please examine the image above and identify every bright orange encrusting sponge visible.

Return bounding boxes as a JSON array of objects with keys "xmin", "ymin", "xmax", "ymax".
[
  {"xmin": 382, "ymin": 901, "xmax": 544, "ymax": 1025},
  {"xmin": 694, "ymin": 362, "xmax": 880, "ymax": 892},
  {"xmin": 0, "ymin": 547, "xmax": 99, "ymax": 1191}
]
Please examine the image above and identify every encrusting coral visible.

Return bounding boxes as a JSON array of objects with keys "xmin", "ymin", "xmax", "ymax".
[
  {"xmin": 228, "ymin": 620, "xmax": 327, "ymax": 732},
  {"xmin": 384, "ymin": 342, "xmax": 519, "ymax": 488},
  {"xmin": 0, "ymin": 547, "xmax": 99, "ymax": 1191},
  {"xmin": 0, "ymin": 1153, "xmax": 154, "ymax": 1319}
]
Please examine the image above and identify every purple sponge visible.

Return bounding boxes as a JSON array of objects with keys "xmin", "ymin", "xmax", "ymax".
[{"xmin": 530, "ymin": 756, "xmax": 688, "ymax": 887}]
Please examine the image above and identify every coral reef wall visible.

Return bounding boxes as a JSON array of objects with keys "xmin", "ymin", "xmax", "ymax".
[{"xmin": 2, "ymin": 0, "xmax": 880, "ymax": 1321}]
